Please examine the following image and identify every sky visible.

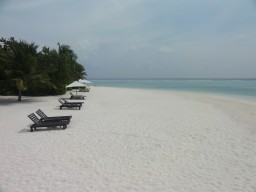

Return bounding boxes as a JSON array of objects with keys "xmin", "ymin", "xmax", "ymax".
[{"xmin": 1, "ymin": 0, "xmax": 256, "ymax": 79}]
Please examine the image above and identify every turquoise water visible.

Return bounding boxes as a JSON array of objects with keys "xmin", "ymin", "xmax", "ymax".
[{"xmin": 91, "ymin": 79, "xmax": 256, "ymax": 98}]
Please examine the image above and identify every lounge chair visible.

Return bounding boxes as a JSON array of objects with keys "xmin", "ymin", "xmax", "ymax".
[
  {"xmin": 61, "ymin": 98, "xmax": 84, "ymax": 105},
  {"xmin": 58, "ymin": 98, "xmax": 82, "ymax": 110},
  {"xmin": 70, "ymin": 92, "xmax": 85, "ymax": 100},
  {"xmin": 36, "ymin": 109, "xmax": 72, "ymax": 122},
  {"xmin": 28, "ymin": 113, "xmax": 69, "ymax": 132},
  {"xmin": 79, "ymin": 87, "xmax": 90, "ymax": 92}
]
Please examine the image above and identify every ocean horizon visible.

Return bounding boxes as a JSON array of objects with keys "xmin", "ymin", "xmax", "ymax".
[{"xmin": 90, "ymin": 78, "xmax": 256, "ymax": 98}]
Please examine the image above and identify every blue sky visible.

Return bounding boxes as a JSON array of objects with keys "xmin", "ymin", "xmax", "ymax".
[{"xmin": 1, "ymin": 0, "xmax": 256, "ymax": 79}]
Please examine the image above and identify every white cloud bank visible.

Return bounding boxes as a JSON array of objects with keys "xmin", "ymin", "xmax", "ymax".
[{"xmin": 1, "ymin": 0, "xmax": 256, "ymax": 78}]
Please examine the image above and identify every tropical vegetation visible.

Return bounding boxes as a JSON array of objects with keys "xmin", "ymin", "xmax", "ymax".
[{"xmin": 0, "ymin": 37, "xmax": 86, "ymax": 101}]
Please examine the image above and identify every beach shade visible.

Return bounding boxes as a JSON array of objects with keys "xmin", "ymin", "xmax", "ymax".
[
  {"xmin": 66, "ymin": 81, "xmax": 86, "ymax": 94},
  {"xmin": 79, "ymin": 79, "xmax": 92, "ymax": 86}
]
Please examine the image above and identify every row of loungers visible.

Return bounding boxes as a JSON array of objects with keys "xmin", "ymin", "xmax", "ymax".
[{"xmin": 28, "ymin": 98, "xmax": 85, "ymax": 132}]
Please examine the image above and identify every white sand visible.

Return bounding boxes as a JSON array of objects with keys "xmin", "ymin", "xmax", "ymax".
[{"xmin": 0, "ymin": 87, "xmax": 256, "ymax": 192}]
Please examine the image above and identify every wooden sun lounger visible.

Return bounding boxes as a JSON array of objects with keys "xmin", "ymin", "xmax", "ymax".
[
  {"xmin": 58, "ymin": 98, "xmax": 82, "ymax": 110},
  {"xmin": 70, "ymin": 92, "xmax": 85, "ymax": 100},
  {"xmin": 36, "ymin": 109, "xmax": 72, "ymax": 122},
  {"xmin": 28, "ymin": 113, "xmax": 69, "ymax": 132},
  {"xmin": 60, "ymin": 98, "xmax": 84, "ymax": 105}
]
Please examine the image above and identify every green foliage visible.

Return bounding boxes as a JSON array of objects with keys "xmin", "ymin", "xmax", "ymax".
[
  {"xmin": 0, "ymin": 37, "xmax": 87, "ymax": 97},
  {"xmin": 0, "ymin": 80, "xmax": 18, "ymax": 95}
]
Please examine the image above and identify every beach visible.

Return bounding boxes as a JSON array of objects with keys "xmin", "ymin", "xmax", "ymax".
[{"xmin": 0, "ymin": 86, "xmax": 256, "ymax": 192}]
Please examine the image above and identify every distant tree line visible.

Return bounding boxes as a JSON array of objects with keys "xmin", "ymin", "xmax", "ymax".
[{"xmin": 0, "ymin": 37, "xmax": 86, "ymax": 100}]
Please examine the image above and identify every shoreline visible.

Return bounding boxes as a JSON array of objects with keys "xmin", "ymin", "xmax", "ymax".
[
  {"xmin": 94, "ymin": 84, "xmax": 256, "ymax": 100},
  {"xmin": 0, "ymin": 86, "xmax": 256, "ymax": 192},
  {"xmin": 97, "ymin": 86, "xmax": 256, "ymax": 104},
  {"xmin": 96, "ymin": 86, "xmax": 256, "ymax": 133},
  {"xmin": 95, "ymin": 85, "xmax": 256, "ymax": 102},
  {"xmin": 91, "ymin": 78, "xmax": 256, "ymax": 98}
]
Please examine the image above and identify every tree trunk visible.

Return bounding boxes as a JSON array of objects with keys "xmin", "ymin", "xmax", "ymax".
[{"xmin": 18, "ymin": 89, "xmax": 22, "ymax": 101}]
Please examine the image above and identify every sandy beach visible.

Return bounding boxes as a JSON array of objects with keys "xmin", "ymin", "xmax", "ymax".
[{"xmin": 0, "ymin": 86, "xmax": 256, "ymax": 192}]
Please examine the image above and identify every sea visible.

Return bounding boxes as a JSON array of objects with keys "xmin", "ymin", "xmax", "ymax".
[{"xmin": 91, "ymin": 78, "xmax": 256, "ymax": 98}]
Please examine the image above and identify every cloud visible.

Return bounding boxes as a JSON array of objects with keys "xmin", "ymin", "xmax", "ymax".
[
  {"xmin": 1, "ymin": 0, "xmax": 256, "ymax": 78},
  {"xmin": 158, "ymin": 47, "xmax": 173, "ymax": 54},
  {"xmin": 1, "ymin": 0, "xmax": 63, "ymax": 11},
  {"xmin": 77, "ymin": 38, "xmax": 98, "ymax": 52}
]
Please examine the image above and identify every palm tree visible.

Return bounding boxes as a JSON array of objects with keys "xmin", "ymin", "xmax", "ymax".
[
  {"xmin": 0, "ymin": 37, "xmax": 39, "ymax": 100},
  {"xmin": 55, "ymin": 43, "xmax": 86, "ymax": 83}
]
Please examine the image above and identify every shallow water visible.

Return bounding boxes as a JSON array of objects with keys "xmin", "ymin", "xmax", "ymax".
[{"xmin": 91, "ymin": 79, "xmax": 256, "ymax": 98}]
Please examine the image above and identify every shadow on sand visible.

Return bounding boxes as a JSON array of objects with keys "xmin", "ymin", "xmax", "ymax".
[
  {"xmin": 18, "ymin": 126, "xmax": 66, "ymax": 133},
  {"xmin": 0, "ymin": 97, "xmax": 44, "ymax": 106}
]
